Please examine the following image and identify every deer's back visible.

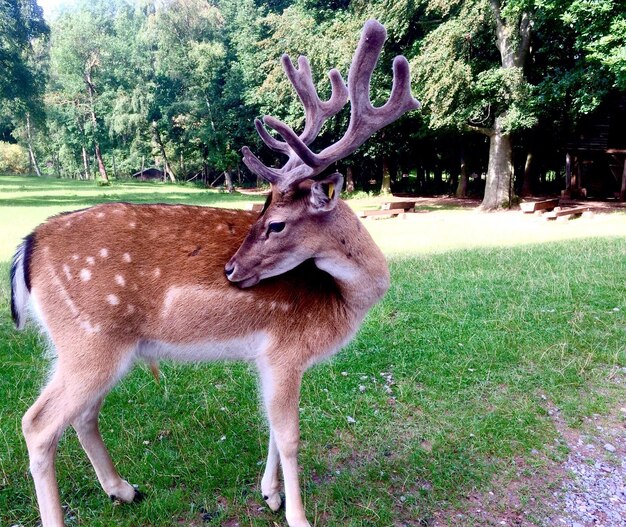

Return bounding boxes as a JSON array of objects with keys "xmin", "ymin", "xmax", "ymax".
[{"xmin": 28, "ymin": 203, "xmax": 351, "ymax": 362}]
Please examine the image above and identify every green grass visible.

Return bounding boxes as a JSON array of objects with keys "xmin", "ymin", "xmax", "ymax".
[{"xmin": 1, "ymin": 175, "xmax": 625, "ymax": 526}]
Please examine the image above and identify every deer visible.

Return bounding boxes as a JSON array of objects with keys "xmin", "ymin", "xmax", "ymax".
[{"xmin": 10, "ymin": 19, "xmax": 419, "ymax": 527}]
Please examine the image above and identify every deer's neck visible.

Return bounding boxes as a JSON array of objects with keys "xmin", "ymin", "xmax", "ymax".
[{"xmin": 314, "ymin": 202, "xmax": 390, "ymax": 313}]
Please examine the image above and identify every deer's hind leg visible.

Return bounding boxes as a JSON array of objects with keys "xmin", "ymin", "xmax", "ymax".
[
  {"xmin": 260, "ymin": 428, "xmax": 282, "ymax": 512},
  {"xmin": 72, "ymin": 396, "xmax": 141, "ymax": 503},
  {"xmin": 22, "ymin": 338, "xmax": 136, "ymax": 527}
]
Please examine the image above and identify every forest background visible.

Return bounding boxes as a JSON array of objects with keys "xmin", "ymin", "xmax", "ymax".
[{"xmin": 1, "ymin": 0, "xmax": 625, "ymax": 210}]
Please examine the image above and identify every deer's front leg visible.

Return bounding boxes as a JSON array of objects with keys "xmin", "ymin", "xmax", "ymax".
[{"xmin": 257, "ymin": 357, "xmax": 310, "ymax": 527}]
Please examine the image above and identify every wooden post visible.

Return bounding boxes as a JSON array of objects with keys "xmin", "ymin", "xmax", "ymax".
[
  {"xmin": 619, "ymin": 155, "xmax": 626, "ymax": 201},
  {"xmin": 563, "ymin": 151, "xmax": 572, "ymax": 198}
]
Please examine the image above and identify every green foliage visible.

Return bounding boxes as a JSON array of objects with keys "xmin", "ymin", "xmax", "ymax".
[
  {"xmin": 0, "ymin": 0, "xmax": 48, "ymax": 110},
  {"xmin": 586, "ymin": 17, "xmax": 626, "ymax": 91},
  {"xmin": 2, "ymin": 0, "xmax": 625, "ymax": 195},
  {"xmin": 0, "ymin": 141, "xmax": 29, "ymax": 173}
]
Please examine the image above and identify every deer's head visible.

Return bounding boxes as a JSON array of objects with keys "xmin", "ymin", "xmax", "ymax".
[{"xmin": 225, "ymin": 20, "xmax": 420, "ymax": 288}]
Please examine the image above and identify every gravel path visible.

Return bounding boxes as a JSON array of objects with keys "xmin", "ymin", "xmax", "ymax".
[{"xmin": 550, "ymin": 410, "xmax": 626, "ymax": 527}]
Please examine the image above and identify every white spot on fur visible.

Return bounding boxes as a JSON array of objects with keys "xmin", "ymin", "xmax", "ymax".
[
  {"xmin": 65, "ymin": 221, "xmax": 72, "ymax": 227},
  {"xmin": 80, "ymin": 319, "xmax": 101, "ymax": 334},
  {"xmin": 270, "ymin": 301, "xmax": 277, "ymax": 310},
  {"xmin": 281, "ymin": 303, "xmax": 290, "ymax": 312},
  {"xmin": 123, "ymin": 253, "xmax": 132, "ymax": 263},
  {"xmin": 154, "ymin": 268, "xmax": 161, "ymax": 278},
  {"xmin": 216, "ymin": 224, "xmax": 225, "ymax": 232},
  {"xmin": 115, "ymin": 274, "xmax": 126, "ymax": 287},
  {"xmin": 97, "ymin": 212, "xmax": 105, "ymax": 218},
  {"xmin": 63, "ymin": 264, "xmax": 72, "ymax": 281},
  {"xmin": 126, "ymin": 304, "xmax": 135, "ymax": 314},
  {"xmin": 80, "ymin": 269, "xmax": 91, "ymax": 281},
  {"xmin": 72, "ymin": 254, "xmax": 79, "ymax": 261},
  {"xmin": 129, "ymin": 222, "xmax": 136, "ymax": 228},
  {"xmin": 107, "ymin": 294, "xmax": 120, "ymax": 306},
  {"xmin": 100, "ymin": 248, "xmax": 109, "ymax": 258},
  {"xmin": 86, "ymin": 256, "xmax": 95, "ymax": 265}
]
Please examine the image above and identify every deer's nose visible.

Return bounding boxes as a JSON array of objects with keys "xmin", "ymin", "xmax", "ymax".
[{"xmin": 224, "ymin": 262, "xmax": 236, "ymax": 277}]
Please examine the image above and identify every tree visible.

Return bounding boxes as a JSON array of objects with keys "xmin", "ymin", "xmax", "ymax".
[
  {"xmin": 50, "ymin": 3, "xmax": 117, "ymax": 182},
  {"xmin": 0, "ymin": 0, "xmax": 49, "ymax": 175},
  {"xmin": 413, "ymin": 0, "xmax": 537, "ymax": 210},
  {"xmin": 0, "ymin": 0, "xmax": 48, "ymax": 109}
]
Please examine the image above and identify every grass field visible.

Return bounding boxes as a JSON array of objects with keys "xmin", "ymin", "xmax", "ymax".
[{"xmin": 1, "ymin": 175, "xmax": 625, "ymax": 526}]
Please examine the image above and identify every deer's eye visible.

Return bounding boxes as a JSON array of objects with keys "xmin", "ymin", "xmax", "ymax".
[{"xmin": 268, "ymin": 221, "xmax": 285, "ymax": 234}]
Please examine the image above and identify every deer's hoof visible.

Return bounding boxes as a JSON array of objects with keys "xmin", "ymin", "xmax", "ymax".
[
  {"xmin": 109, "ymin": 482, "xmax": 143, "ymax": 504},
  {"xmin": 263, "ymin": 491, "xmax": 284, "ymax": 512},
  {"xmin": 133, "ymin": 488, "xmax": 144, "ymax": 503}
]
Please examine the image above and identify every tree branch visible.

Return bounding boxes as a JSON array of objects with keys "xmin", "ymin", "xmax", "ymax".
[{"xmin": 465, "ymin": 124, "xmax": 494, "ymax": 137}]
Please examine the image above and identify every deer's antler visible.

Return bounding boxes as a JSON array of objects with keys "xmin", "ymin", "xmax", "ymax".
[{"xmin": 242, "ymin": 19, "xmax": 420, "ymax": 189}]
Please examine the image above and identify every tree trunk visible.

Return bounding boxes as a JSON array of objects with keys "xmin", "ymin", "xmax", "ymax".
[
  {"xmin": 433, "ymin": 164, "xmax": 443, "ymax": 193},
  {"xmin": 520, "ymin": 150, "xmax": 534, "ymax": 197},
  {"xmin": 94, "ymin": 144, "xmax": 108, "ymax": 183},
  {"xmin": 346, "ymin": 166, "xmax": 355, "ymax": 193},
  {"xmin": 111, "ymin": 151, "xmax": 117, "ymax": 179},
  {"xmin": 224, "ymin": 169, "xmax": 234, "ymax": 192},
  {"xmin": 152, "ymin": 121, "xmax": 176, "ymax": 182},
  {"xmin": 85, "ymin": 71, "xmax": 109, "ymax": 184},
  {"xmin": 82, "ymin": 146, "xmax": 91, "ymax": 180},
  {"xmin": 456, "ymin": 146, "xmax": 468, "ymax": 198},
  {"xmin": 25, "ymin": 113, "xmax": 42, "ymax": 177},
  {"xmin": 478, "ymin": 1, "xmax": 532, "ymax": 209},
  {"xmin": 380, "ymin": 156, "xmax": 391, "ymax": 195},
  {"xmin": 481, "ymin": 117, "xmax": 513, "ymax": 210},
  {"xmin": 53, "ymin": 153, "xmax": 61, "ymax": 178}
]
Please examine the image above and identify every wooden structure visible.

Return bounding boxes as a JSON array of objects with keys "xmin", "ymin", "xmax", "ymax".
[
  {"xmin": 564, "ymin": 93, "xmax": 626, "ymax": 201},
  {"xmin": 131, "ymin": 167, "xmax": 164, "ymax": 181},
  {"xmin": 520, "ymin": 198, "xmax": 560, "ymax": 213},
  {"xmin": 246, "ymin": 202, "xmax": 264, "ymax": 212},
  {"xmin": 358, "ymin": 200, "xmax": 417, "ymax": 218},
  {"xmin": 544, "ymin": 206, "xmax": 590, "ymax": 221}
]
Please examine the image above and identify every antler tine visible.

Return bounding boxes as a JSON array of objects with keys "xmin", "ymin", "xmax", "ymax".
[
  {"xmin": 241, "ymin": 146, "xmax": 282, "ymax": 184},
  {"xmin": 252, "ymin": 55, "xmax": 348, "ymax": 161},
  {"xmin": 370, "ymin": 56, "xmax": 421, "ymax": 124},
  {"xmin": 254, "ymin": 118, "xmax": 290, "ymax": 155},
  {"xmin": 346, "ymin": 19, "xmax": 387, "ymax": 116},
  {"xmin": 282, "ymin": 54, "xmax": 348, "ymax": 145}
]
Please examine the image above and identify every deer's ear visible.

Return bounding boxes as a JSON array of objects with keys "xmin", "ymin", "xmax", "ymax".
[{"xmin": 309, "ymin": 172, "xmax": 344, "ymax": 213}]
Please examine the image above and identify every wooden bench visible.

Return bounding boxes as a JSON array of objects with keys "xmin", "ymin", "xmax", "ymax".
[
  {"xmin": 520, "ymin": 198, "xmax": 560, "ymax": 213},
  {"xmin": 380, "ymin": 201, "xmax": 418, "ymax": 211},
  {"xmin": 544, "ymin": 206, "xmax": 590, "ymax": 220},
  {"xmin": 358, "ymin": 200, "xmax": 416, "ymax": 218},
  {"xmin": 246, "ymin": 202, "xmax": 264, "ymax": 212}
]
